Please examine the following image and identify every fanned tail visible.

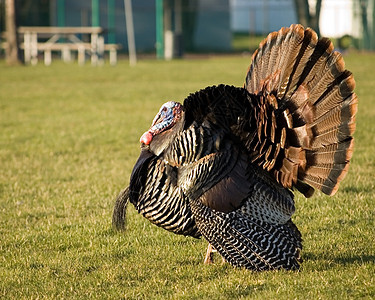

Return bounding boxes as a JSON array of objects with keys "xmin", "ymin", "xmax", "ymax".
[{"xmin": 245, "ymin": 24, "xmax": 357, "ymax": 196}]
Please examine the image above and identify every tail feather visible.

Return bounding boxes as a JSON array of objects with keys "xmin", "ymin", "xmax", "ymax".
[
  {"xmin": 258, "ymin": 32, "xmax": 278, "ymax": 84},
  {"xmin": 312, "ymin": 73, "xmax": 355, "ymax": 117},
  {"xmin": 306, "ymin": 139, "xmax": 354, "ymax": 164},
  {"xmin": 295, "ymin": 37, "xmax": 334, "ymax": 91},
  {"xmin": 311, "ymin": 126, "xmax": 354, "ymax": 149},
  {"xmin": 311, "ymin": 96, "xmax": 357, "ymax": 134},
  {"xmin": 308, "ymin": 53, "xmax": 347, "ymax": 106},
  {"xmin": 278, "ymin": 27, "xmax": 318, "ymax": 100},
  {"xmin": 274, "ymin": 25, "xmax": 306, "ymax": 97},
  {"xmin": 303, "ymin": 164, "xmax": 350, "ymax": 195},
  {"xmin": 305, "ymin": 163, "xmax": 350, "ymax": 177},
  {"xmin": 245, "ymin": 25, "xmax": 357, "ymax": 196}
]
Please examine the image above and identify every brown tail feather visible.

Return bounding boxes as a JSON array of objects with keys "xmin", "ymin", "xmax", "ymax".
[
  {"xmin": 306, "ymin": 139, "xmax": 355, "ymax": 165},
  {"xmin": 310, "ymin": 95, "xmax": 357, "ymax": 149},
  {"xmin": 310, "ymin": 96, "xmax": 357, "ymax": 134},
  {"xmin": 245, "ymin": 25, "xmax": 357, "ymax": 197},
  {"xmin": 295, "ymin": 37, "xmax": 334, "ymax": 89},
  {"xmin": 278, "ymin": 27, "xmax": 318, "ymax": 100},
  {"xmin": 312, "ymin": 73, "xmax": 355, "ymax": 117},
  {"xmin": 308, "ymin": 53, "xmax": 347, "ymax": 106},
  {"xmin": 303, "ymin": 159, "xmax": 351, "ymax": 195}
]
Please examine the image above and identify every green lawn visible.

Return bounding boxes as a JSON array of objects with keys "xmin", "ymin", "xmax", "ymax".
[{"xmin": 0, "ymin": 53, "xmax": 374, "ymax": 299}]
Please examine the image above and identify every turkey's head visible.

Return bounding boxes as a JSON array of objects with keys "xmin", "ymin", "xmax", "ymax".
[{"xmin": 140, "ymin": 101, "xmax": 184, "ymax": 155}]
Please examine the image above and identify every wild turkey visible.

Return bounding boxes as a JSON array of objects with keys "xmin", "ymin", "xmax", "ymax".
[{"xmin": 113, "ymin": 25, "xmax": 357, "ymax": 271}]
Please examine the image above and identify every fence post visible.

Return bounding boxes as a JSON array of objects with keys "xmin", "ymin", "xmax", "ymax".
[
  {"xmin": 124, "ymin": 0, "xmax": 137, "ymax": 66},
  {"xmin": 57, "ymin": 0, "xmax": 65, "ymax": 27},
  {"xmin": 108, "ymin": 0, "xmax": 116, "ymax": 44},
  {"xmin": 156, "ymin": 0, "xmax": 164, "ymax": 59},
  {"xmin": 92, "ymin": 0, "xmax": 100, "ymax": 27}
]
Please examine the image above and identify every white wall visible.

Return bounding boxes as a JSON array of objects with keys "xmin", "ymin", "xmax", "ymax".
[
  {"xmin": 231, "ymin": 0, "xmax": 358, "ymax": 38},
  {"xmin": 319, "ymin": 0, "xmax": 355, "ymax": 38}
]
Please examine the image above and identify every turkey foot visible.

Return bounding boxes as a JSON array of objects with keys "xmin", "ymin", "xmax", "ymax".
[{"xmin": 204, "ymin": 243, "xmax": 225, "ymax": 264}]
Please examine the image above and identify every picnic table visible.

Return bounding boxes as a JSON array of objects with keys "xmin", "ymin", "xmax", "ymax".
[{"xmin": 18, "ymin": 26, "xmax": 120, "ymax": 66}]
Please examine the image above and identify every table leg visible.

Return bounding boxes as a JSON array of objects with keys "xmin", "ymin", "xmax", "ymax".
[
  {"xmin": 91, "ymin": 33, "xmax": 98, "ymax": 66},
  {"xmin": 78, "ymin": 45, "xmax": 85, "ymax": 66},
  {"xmin": 109, "ymin": 48, "xmax": 117, "ymax": 66},
  {"xmin": 44, "ymin": 49, "xmax": 52, "ymax": 66},
  {"xmin": 62, "ymin": 46, "xmax": 71, "ymax": 63},
  {"xmin": 23, "ymin": 32, "xmax": 31, "ymax": 64},
  {"xmin": 31, "ymin": 32, "xmax": 38, "ymax": 66},
  {"xmin": 98, "ymin": 35, "xmax": 104, "ymax": 66}
]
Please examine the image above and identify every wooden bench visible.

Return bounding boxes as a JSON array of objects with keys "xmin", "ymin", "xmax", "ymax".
[
  {"xmin": 39, "ymin": 42, "xmax": 121, "ymax": 66},
  {"xmin": 104, "ymin": 43, "xmax": 122, "ymax": 66},
  {"xmin": 37, "ymin": 42, "xmax": 91, "ymax": 65},
  {"xmin": 2, "ymin": 41, "xmax": 122, "ymax": 66},
  {"xmin": 2, "ymin": 27, "xmax": 122, "ymax": 66},
  {"xmin": 17, "ymin": 26, "xmax": 122, "ymax": 66}
]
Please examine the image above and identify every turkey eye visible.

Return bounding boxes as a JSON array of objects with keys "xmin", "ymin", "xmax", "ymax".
[{"xmin": 163, "ymin": 107, "xmax": 168, "ymax": 112}]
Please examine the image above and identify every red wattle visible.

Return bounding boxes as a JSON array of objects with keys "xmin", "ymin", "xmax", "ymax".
[{"xmin": 140, "ymin": 131, "xmax": 153, "ymax": 145}]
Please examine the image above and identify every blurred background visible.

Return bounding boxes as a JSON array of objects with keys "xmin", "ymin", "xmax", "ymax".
[{"xmin": 1, "ymin": 0, "xmax": 375, "ymax": 64}]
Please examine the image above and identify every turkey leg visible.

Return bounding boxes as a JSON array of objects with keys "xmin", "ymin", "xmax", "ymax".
[{"xmin": 204, "ymin": 243, "xmax": 225, "ymax": 264}]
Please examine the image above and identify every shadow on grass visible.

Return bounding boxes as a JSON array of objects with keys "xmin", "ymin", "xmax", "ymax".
[
  {"xmin": 334, "ymin": 254, "xmax": 375, "ymax": 265},
  {"xmin": 341, "ymin": 185, "xmax": 373, "ymax": 194},
  {"xmin": 303, "ymin": 251, "xmax": 375, "ymax": 269}
]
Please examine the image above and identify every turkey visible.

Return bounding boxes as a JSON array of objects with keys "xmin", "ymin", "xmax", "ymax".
[{"xmin": 113, "ymin": 25, "xmax": 357, "ymax": 271}]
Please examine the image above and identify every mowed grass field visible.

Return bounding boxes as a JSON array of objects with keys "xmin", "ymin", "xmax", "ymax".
[{"xmin": 0, "ymin": 53, "xmax": 374, "ymax": 299}]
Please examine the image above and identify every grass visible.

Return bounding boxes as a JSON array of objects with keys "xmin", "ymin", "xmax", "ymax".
[{"xmin": 0, "ymin": 53, "xmax": 374, "ymax": 299}]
